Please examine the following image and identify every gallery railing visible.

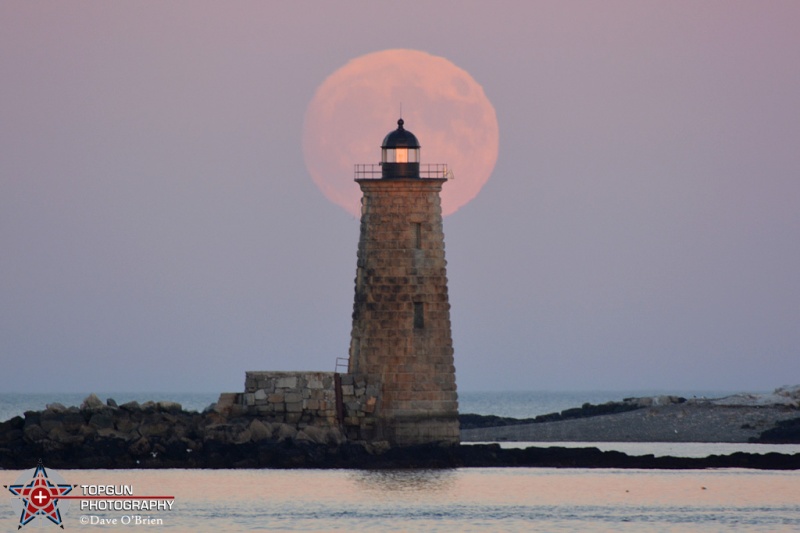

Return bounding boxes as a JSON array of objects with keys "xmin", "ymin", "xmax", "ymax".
[{"xmin": 354, "ymin": 163, "xmax": 452, "ymax": 180}]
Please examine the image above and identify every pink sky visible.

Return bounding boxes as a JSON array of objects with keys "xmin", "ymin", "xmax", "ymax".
[{"xmin": 1, "ymin": 1, "xmax": 799, "ymax": 393}]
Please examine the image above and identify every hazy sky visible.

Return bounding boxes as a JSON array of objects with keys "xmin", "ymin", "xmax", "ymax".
[{"xmin": 2, "ymin": 2, "xmax": 799, "ymax": 394}]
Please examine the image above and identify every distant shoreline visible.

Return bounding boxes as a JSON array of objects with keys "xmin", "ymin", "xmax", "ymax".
[{"xmin": 460, "ymin": 390, "xmax": 800, "ymax": 444}]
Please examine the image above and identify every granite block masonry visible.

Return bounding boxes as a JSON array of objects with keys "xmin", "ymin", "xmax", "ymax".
[
  {"xmin": 237, "ymin": 371, "xmax": 382, "ymax": 441},
  {"xmin": 347, "ymin": 177, "xmax": 459, "ymax": 445},
  {"xmin": 242, "ymin": 372, "xmax": 337, "ymax": 426}
]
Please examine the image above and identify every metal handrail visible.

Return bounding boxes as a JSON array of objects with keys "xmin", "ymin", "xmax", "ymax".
[
  {"xmin": 354, "ymin": 163, "xmax": 451, "ymax": 180},
  {"xmin": 334, "ymin": 357, "xmax": 349, "ymax": 373}
]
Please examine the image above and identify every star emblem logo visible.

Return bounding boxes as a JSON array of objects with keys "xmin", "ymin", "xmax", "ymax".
[{"xmin": 5, "ymin": 461, "xmax": 76, "ymax": 529}]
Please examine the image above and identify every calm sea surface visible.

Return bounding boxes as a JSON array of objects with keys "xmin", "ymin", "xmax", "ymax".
[
  {"xmin": 3, "ymin": 391, "xmax": 799, "ymax": 531},
  {"xmin": 2, "ymin": 468, "xmax": 798, "ymax": 531}
]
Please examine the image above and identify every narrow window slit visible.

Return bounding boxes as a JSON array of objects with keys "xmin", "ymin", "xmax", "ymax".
[{"xmin": 413, "ymin": 302, "xmax": 425, "ymax": 329}]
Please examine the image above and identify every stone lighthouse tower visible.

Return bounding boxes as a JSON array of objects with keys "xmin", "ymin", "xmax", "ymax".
[{"xmin": 348, "ymin": 119, "xmax": 459, "ymax": 446}]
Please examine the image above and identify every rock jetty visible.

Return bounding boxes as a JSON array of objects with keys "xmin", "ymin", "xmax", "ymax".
[
  {"xmin": 1, "ymin": 391, "xmax": 799, "ymax": 470},
  {"xmin": 0, "ymin": 393, "xmax": 353, "ymax": 469}
]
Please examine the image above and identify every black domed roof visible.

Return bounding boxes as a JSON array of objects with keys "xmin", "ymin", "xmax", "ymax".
[{"xmin": 381, "ymin": 118, "xmax": 420, "ymax": 148}]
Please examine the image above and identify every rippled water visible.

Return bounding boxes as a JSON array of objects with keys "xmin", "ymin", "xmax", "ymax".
[{"xmin": 3, "ymin": 468, "xmax": 798, "ymax": 531}]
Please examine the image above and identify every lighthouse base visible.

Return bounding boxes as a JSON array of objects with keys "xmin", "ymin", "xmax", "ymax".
[{"xmin": 373, "ymin": 413, "xmax": 460, "ymax": 447}]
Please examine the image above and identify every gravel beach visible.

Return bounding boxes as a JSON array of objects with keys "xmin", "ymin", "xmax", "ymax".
[{"xmin": 461, "ymin": 391, "xmax": 800, "ymax": 443}]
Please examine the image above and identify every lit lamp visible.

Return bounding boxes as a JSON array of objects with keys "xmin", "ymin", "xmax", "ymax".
[{"xmin": 381, "ymin": 119, "xmax": 420, "ymax": 178}]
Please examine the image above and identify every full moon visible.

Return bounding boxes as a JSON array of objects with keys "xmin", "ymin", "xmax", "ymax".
[{"xmin": 303, "ymin": 49, "xmax": 499, "ymax": 217}]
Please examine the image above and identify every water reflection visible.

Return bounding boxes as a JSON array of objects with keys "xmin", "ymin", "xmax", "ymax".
[
  {"xmin": 3, "ymin": 468, "xmax": 797, "ymax": 531},
  {"xmin": 348, "ymin": 469, "xmax": 457, "ymax": 494}
]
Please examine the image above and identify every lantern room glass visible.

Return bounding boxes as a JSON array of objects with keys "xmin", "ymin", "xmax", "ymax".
[{"xmin": 382, "ymin": 147, "xmax": 420, "ymax": 164}]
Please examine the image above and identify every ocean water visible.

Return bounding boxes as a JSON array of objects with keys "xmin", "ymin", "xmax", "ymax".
[{"xmin": 2, "ymin": 468, "xmax": 799, "ymax": 531}]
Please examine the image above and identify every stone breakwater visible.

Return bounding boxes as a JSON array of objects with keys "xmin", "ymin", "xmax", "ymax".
[
  {"xmin": 1, "ymin": 393, "xmax": 799, "ymax": 470},
  {"xmin": 0, "ymin": 393, "xmax": 354, "ymax": 469}
]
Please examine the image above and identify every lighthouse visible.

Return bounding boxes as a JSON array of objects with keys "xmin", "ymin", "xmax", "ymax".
[{"xmin": 348, "ymin": 119, "xmax": 459, "ymax": 446}]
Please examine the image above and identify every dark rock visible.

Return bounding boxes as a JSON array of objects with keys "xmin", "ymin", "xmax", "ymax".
[
  {"xmin": 23, "ymin": 411, "xmax": 40, "ymax": 426},
  {"xmin": 459, "ymin": 400, "xmax": 648, "ymax": 430},
  {"xmin": 120, "ymin": 400, "xmax": 141, "ymax": 411},
  {"xmin": 129, "ymin": 436, "xmax": 151, "ymax": 456},
  {"xmin": 96, "ymin": 428, "xmax": 128, "ymax": 440},
  {"xmin": 49, "ymin": 427, "xmax": 85, "ymax": 445},
  {"xmin": 89, "ymin": 412, "xmax": 115, "ymax": 430},
  {"xmin": 81, "ymin": 393, "xmax": 106, "ymax": 412},
  {"xmin": 79, "ymin": 424, "xmax": 97, "ymax": 440},
  {"xmin": 203, "ymin": 423, "xmax": 251, "ymax": 444},
  {"xmin": 753, "ymin": 417, "xmax": 800, "ymax": 443},
  {"xmin": 296, "ymin": 426, "xmax": 330, "ymax": 445},
  {"xmin": 0, "ymin": 415, "xmax": 24, "ymax": 432},
  {"xmin": 138, "ymin": 415, "xmax": 171, "ymax": 438},
  {"xmin": 114, "ymin": 411, "xmax": 137, "ymax": 433},
  {"xmin": 248, "ymin": 419, "xmax": 272, "ymax": 442},
  {"xmin": 40, "ymin": 411, "xmax": 64, "ymax": 433},
  {"xmin": 62, "ymin": 412, "xmax": 85, "ymax": 433},
  {"xmin": 275, "ymin": 423, "xmax": 297, "ymax": 442},
  {"xmin": 23, "ymin": 423, "xmax": 47, "ymax": 443},
  {"xmin": 157, "ymin": 401, "xmax": 182, "ymax": 413},
  {"xmin": 0, "ymin": 416, "xmax": 24, "ymax": 445},
  {"xmin": 45, "ymin": 402, "xmax": 68, "ymax": 413},
  {"xmin": 459, "ymin": 413, "xmax": 537, "ymax": 429}
]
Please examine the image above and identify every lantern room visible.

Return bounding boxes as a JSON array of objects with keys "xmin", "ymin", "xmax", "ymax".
[{"xmin": 381, "ymin": 118, "xmax": 420, "ymax": 179}]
